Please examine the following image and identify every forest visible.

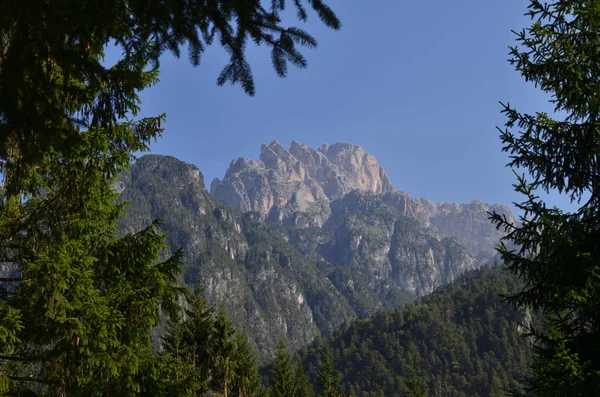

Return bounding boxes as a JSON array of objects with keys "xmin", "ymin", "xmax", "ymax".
[{"xmin": 1, "ymin": 0, "xmax": 599, "ymax": 396}]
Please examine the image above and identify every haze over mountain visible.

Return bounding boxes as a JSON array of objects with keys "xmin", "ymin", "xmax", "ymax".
[
  {"xmin": 210, "ymin": 140, "xmax": 514, "ymax": 261},
  {"xmin": 115, "ymin": 141, "xmax": 515, "ymax": 360},
  {"xmin": 298, "ymin": 265, "xmax": 533, "ymax": 396}
]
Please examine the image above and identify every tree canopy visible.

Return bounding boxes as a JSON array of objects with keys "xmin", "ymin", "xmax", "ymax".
[
  {"xmin": 298, "ymin": 265, "xmax": 532, "ymax": 397},
  {"xmin": 0, "ymin": 0, "xmax": 340, "ymax": 394},
  {"xmin": 491, "ymin": 1, "xmax": 600, "ymax": 395},
  {"xmin": 0, "ymin": 0, "xmax": 340, "ymax": 195}
]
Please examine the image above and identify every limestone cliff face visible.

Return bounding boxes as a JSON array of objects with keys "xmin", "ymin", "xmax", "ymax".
[
  {"xmin": 211, "ymin": 140, "xmax": 514, "ymax": 263},
  {"xmin": 380, "ymin": 192, "xmax": 515, "ymax": 261},
  {"xmin": 210, "ymin": 140, "xmax": 394, "ymax": 225},
  {"xmin": 117, "ymin": 155, "xmax": 356, "ymax": 361},
  {"xmin": 314, "ymin": 191, "xmax": 479, "ymax": 313},
  {"xmin": 118, "ymin": 150, "xmax": 515, "ymax": 361}
]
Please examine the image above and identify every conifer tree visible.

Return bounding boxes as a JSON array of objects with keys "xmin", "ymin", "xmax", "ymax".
[
  {"xmin": 294, "ymin": 358, "xmax": 314, "ymax": 397},
  {"xmin": 163, "ymin": 288, "xmax": 217, "ymax": 395},
  {"xmin": 163, "ymin": 290, "xmax": 260, "ymax": 396},
  {"xmin": 270, "ymin": 341, "xmax": 295, "ymax": 397},
  {"xmin": 0, "ymin": 124, "xmax": 184, "ymax": 394},
  {"xmin": 0, "ymin": 0, "xmax": 339, "ymax": 394},
  {"xmin": 317, "ymin": 348, "xmax": 343, "ymax": 397},
  {"xmin": 402, "ymin": 365, "xmax": 428, "ymax": 397},
  {"xmin": 491, "ymin": 1, "xmax": 600, "ymax": 395},
  {"xmin": 229, "ymin": 331, "xmax": 261, "ymax": 397}
]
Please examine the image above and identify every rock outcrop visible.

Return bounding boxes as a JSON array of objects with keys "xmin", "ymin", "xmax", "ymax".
[
  {"xmin": 210, "ymin": 140, "xmax": 394, "ymax": 226},
  {"xmin": 380, "ymin": 192, "xmax": 515, "ymax": 261},
  {"xmin": 211, "ymin": 140, "xmax": 515, "ymax": 262},
  {"xmin": 117, "ymin": 153, "xmax": 501, "ymax": 361}
]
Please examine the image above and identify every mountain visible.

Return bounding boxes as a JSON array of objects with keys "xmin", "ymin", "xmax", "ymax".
[
  {"xmin": 209, "ymin": 141, "xmax": 514, "ymax": 310},
  {"xmin": 298, "ymin": 265, "xmax": 533, "ymax": 397},
  {"xmin": 210, "ymin": 140, "xmax": 394, "ymax": 226},
  {"xmin": 210, "ymin": 140, "xmax": 514, "ymax": 262},
  {"xmin": 115, "ymin": 143, "xmax": 514, "ymax": 360},
  {"xmin": 116, "ymin": 155, "xmax": 355, "ymax": 360}
]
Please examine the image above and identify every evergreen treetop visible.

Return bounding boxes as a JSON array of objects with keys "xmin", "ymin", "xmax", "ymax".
[{"xmin": 491, "ymin": 1, "xmax": 600, "ymax": 395}]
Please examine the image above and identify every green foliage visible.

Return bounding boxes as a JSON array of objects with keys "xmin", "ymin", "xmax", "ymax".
[
  {"xmin": 0, "ymin": 129, "xmax": 184, "ymax": 394},
  {"xmin": 401, "ymin": 366, "xmax": 428, "ymax": 397},
  {"xmin": 164, "ymin": 287, "xmax": 260, "ymax": 396},
  {"xmin": 1, "ymin": 0, "xmax": 340, "ymax": 393},
  {"xmin": 490, "ymin": 1, "xmax": 600, "ymax": 395},
  {"xmin": 268, "ymin": 342, "xmax": 295, "ymax": 397},
  {"xmin": 317, "ymin": 348, "xmax": 343, "ymax": 397},
  {"xmin": 265, "ymin": 342, "xmax": 315, "ymax": 397},
  {"xmin": 295, "ymin": 358, "xmax": 315, "ymax": 397},
  {"xmin": 299, "ymin": 266, "xmax": 532, "ymax": 396}
]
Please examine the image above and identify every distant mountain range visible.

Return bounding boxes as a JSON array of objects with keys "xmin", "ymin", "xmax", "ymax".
[{"xmin": 115, "ymin": 141, "xmax": 515, "ymax": 360}]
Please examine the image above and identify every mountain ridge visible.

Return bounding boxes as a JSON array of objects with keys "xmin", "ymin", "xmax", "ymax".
[
  {"xmin": 115, "ymin": 146, "xmax": 514, "ymax": 360},
  {"xmin": 210, "ymin": 140, "xmax": 514, "ymax": 261}
]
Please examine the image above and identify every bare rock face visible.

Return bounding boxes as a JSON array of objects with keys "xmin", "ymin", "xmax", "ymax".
[
  {"xmin": 317, "ymin": 191, "xmax": 479, "ymax": 307},
  {"xmin": 211, "ymin": 140, "xmax": 514, "ymax": 263},
  {"xmin": 117, "ymin": 153, "xmax": 516, "ymax": 361},
  {"xmin": 210, "ymin": 140, "xmax": 395, "ymax": 225},
  {"xmin": 380, "ymin": 192, "xmax": 516, "ymax": 261}
]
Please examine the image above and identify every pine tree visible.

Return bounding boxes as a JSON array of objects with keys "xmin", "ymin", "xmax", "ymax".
[
  {"xmin": 163, "ymin": 290, "xmax": 260, "ymax": 396},
  {"xmin": 229, "ymin": 332, "xmax": 261, "ymax": 397},
  {"xmin": 402, "ymin": 365, "xmax": 428, "ymax": 397},
  {"xmin": 0, "ymin": 126, "xmax": 184, "ymax": 394},
  {"xmin": 294, "ymin": 358, "xmax": 314, "ymax": 397},
  {"xmin": 491, "ymin": 1, "xmax": 600, "ymax": 395},
  {"xmin": 163, "ymin": 288, "xmax": 216, "ymax": 395},
  {"xmin": 0, "ymin": 0, "xmax": 340, "ymax": 394},
  {"xmin": 270, "ymin": 341, "xmax": 295, "ymax": 397},
  {"xmin": 317, "ymin": 348, "xmax": 343, "ymax": 397}
]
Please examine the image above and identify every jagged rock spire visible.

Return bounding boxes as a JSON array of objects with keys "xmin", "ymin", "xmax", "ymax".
[{"xmin": 210, "ymin": 140, "xmax": 395, "ymax": 219}]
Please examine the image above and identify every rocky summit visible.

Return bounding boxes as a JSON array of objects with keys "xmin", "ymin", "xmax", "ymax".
[
  {"xmin": 210, "ymin": 140, "xmax": 394, "ymax": 223},
  {"xmin": 116, "ymin": 143, "xmax": 515, "ymax": 361},
  {"xmin": 211, "ymin": 140, "xmax": 514, "ymax": 261}
]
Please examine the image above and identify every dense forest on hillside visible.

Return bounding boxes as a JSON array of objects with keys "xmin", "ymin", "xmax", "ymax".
[
  {"xmin": 3, "ymin": 0, "xmax": 598, "ymax": 394},
  {"xmin": 293, "ymin": 265, "xmax": 533, "ymax": 396}
]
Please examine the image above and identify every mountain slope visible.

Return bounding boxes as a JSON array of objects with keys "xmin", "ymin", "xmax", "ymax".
[
  {"xmin": 299, "ymin": 265, "xmax": 533, "ymax": 397},
  {"xmin": 115, "ymin": 152, "xmax": 512, "ymax": 361},
  {"xmin": 116, "ymin": 155, "xmax": 356, "ymax": 360}
]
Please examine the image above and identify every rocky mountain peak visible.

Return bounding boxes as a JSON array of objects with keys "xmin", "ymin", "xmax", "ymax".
[
  {"xmin": 223, "ymin": 157, "xmax": 263, "ymax": 179},
  {"xmin": 117, "ymin": 154, "xmax": 516, "ymax": 360},
  {"xmin": 210, "ymin": 140, "xmax": 395, "ymax": 218},
  {"xmin": 210, "ymin": 141, "xmax": 514, "ymax": 262}
]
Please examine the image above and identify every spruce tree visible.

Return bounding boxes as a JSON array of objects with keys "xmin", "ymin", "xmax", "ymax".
[
  {"xmin": 163, "ymin": 290, "xmax": 260, "ymax": 396},
  {"xmin": 229, "ymin": 331, "xmax": 261, "ymax": 397},
  {"xmin": 0, "ymin": 126, "xmax": 184, "ymax": 395},
  {"xmin": 0, "ymin": 0, "xmax": 339, "ymax": 394},
  {"xmin": 294, "ymin": 358, "xmax": 314, "ymax": 397},
  {"xmin": 491, "ymin": 1, "xmax": 600, "ymax": 395},
  {"xmin": 317, "ymin": 348, "xmax": 343, "ymax": 397},
  {"xmin": 402, "ymin": 365, "xmax": 428, "ymax": 397},
  {"xmin": 162, "ymin": 288, "xmax": 216, "ymax": 395},
  {"xmin": 270, "ymin": 341, "xmax": 294, "ymax": 397}
]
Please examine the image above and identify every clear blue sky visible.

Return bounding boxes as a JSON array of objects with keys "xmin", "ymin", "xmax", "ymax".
[{"xmin": 123, "ymin": 0, "xmax": 573, "ymax": 212}]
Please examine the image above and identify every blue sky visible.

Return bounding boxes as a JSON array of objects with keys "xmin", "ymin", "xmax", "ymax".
[{"xmin": 123, "ymin": 0, "xmax": 573, "ymax": 212}]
